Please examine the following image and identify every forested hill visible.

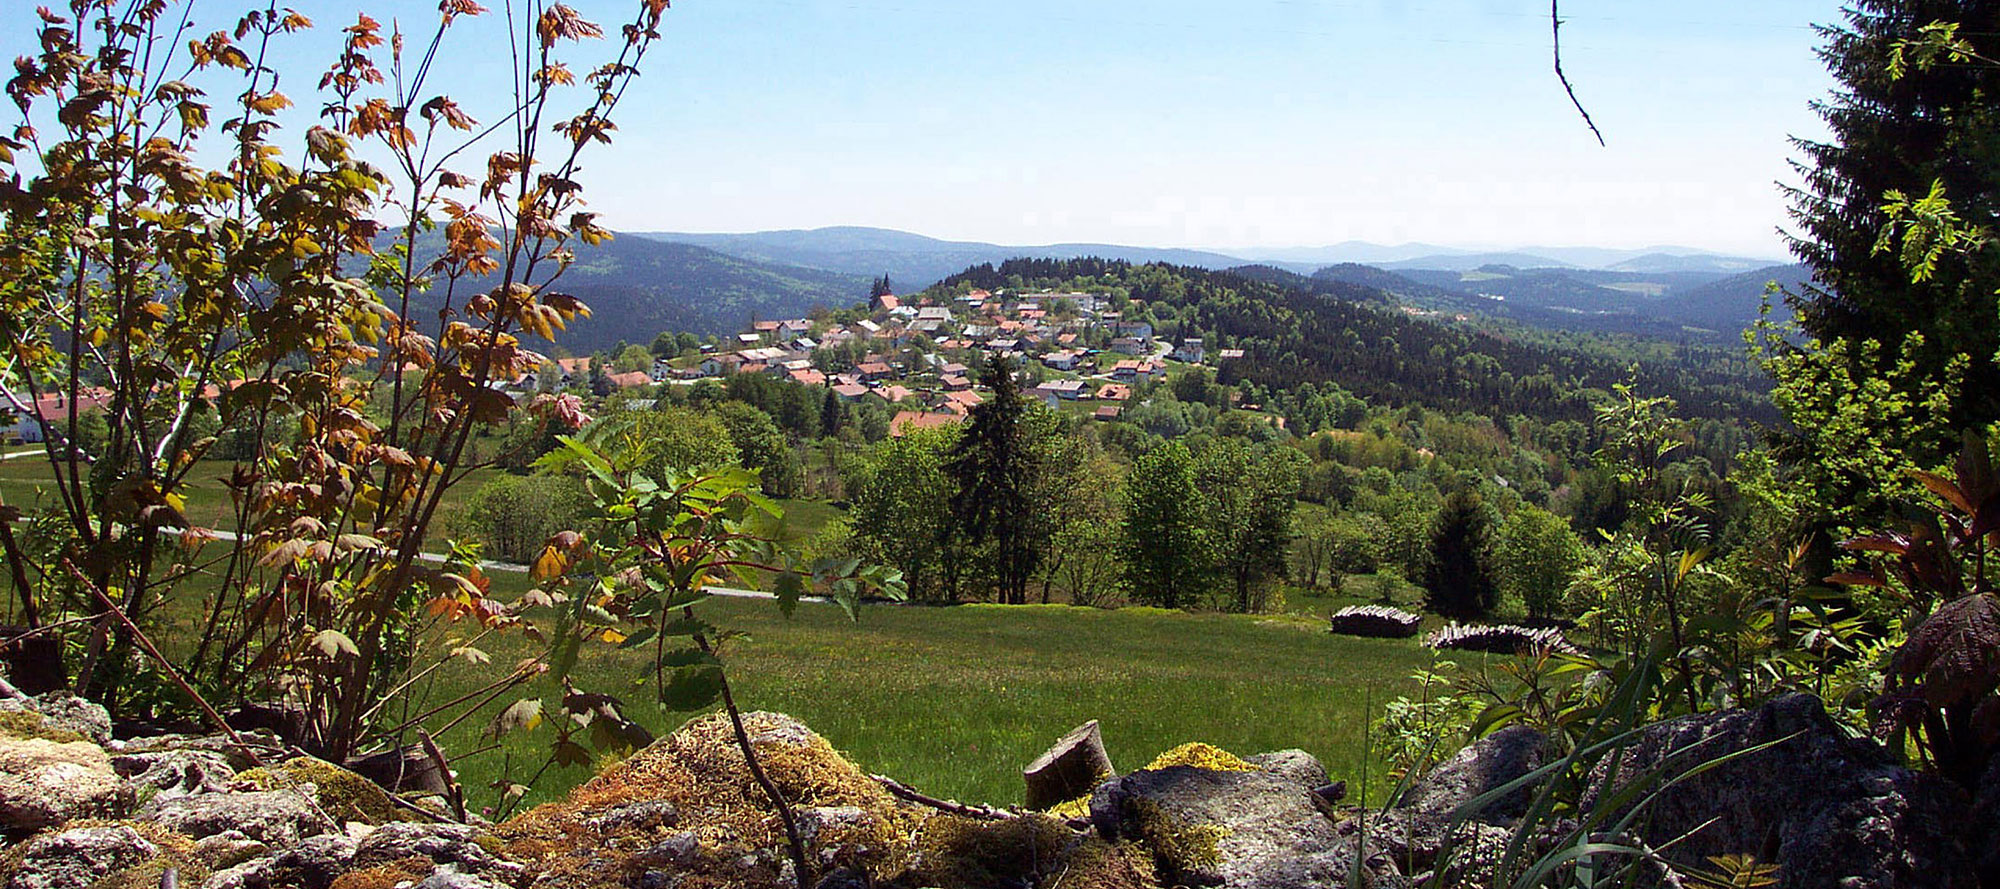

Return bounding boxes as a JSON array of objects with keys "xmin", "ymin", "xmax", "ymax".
[
  {"xmin": 935, "ymin": 258, "xmax": 1773, "ymax": 429},
  {"xmin": 390, "ymin": 233, "xmax": 869, "ymax": 350}
]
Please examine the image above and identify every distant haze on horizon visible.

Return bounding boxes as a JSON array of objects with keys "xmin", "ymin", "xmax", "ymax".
[{"xmin": 0, "ymin": 0, "xmax": 1844, "ymax": 259}]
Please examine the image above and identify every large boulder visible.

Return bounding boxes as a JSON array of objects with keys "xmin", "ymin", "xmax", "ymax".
[
  {"xmin": 1089, "ymin": 765, "xmax": 1392, "ymax": 888},
  {"xmin": 496, "ymin": 711, "xmax": 919, "ymax": 889},
  {"xmin": 0, "ymin": 824, "xmax": 157, "ymax": 889},
  {"xmin": 1396, "ymin": 725, "xmax": 1550, "ymax": 823},
  {"xmin": 1578, "ymin": 693, "xmax": 1973, "ymax": 889},
  {"xmin": 145, "ymin": 789, "xmax": 333, "ymax": 846},
  {"xmin": 0, "ymin": 736, "xmax": 131, "ymax": 832}
]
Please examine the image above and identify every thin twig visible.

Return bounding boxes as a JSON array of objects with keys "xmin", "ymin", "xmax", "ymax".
[
  {"xmin": 870, "ymin": 774, "xmax": 1020, "ymax": 822},
  {"xmin": 1552, "ymin": 0, "xmax": 1606, "ymax": 147},
  {"xmin": 65, "ymin": 560, "xmax": 344, "ymax": 831}
]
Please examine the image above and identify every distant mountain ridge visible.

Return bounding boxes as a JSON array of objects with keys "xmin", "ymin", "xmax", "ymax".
[
  {"xmin": 634, "ymin": 226, "xmax": 1312, "ymax": 291},
  {"xmin": 639, "ymin": 226, "xmax": 1784, "ymax": 287}
]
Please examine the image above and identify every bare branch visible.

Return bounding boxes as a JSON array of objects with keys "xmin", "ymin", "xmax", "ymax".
[{"xmin": 1553, "ymin": 0, "xmax": 1606, "ymax": 147}]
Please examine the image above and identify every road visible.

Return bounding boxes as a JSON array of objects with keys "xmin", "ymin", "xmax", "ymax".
[{"xmin": 154, "ymin": 526, "xmax": 830, "ymax": 605}]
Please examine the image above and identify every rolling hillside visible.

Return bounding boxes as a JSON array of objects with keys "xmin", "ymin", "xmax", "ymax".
[{"xmin": 409, "ymin": 234, "xmax": 870, "ymax": 352}]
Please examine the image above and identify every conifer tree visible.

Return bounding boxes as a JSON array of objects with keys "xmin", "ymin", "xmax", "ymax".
[
  {"xmin": 1784, "ymin": 0, "xmax": 2000, "ymax": 442},
  {"xmin": 1424, "ymin": 490, "xmax": 1499, "ymax": 618},
  {"xmin": 945, "ymin": 354, "xmax": 1041, "ymax": 604}
]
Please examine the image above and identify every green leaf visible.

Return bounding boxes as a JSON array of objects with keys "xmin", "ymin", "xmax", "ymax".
[
  {"xmin": 492, "ymin": 698, "xmax": 544, "ymax": 736},
  {"xmin": 312, "ymin": 629, "xmax": 359, "ymax": 659},
  {"xmin": 661, "ymin": 664, "xmax": 725, "ymax": 711},
  {"xmin": 618, "ymin": 627, "xmax": 657, "ymax": 650},
  {"xmin": 772, "ymin": 571, "xmax": 806, "ymax": 617}
]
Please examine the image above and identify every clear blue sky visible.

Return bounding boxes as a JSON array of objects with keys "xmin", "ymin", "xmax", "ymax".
[{"xmin": 1, "ymin": 1, "xmax": 1845, "ymax": 257}]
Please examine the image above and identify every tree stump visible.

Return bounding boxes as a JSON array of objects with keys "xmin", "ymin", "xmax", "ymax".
[
  {"xmin": 0, "ymin": 628, "xmax": 64, "ymax": 696},
  {"xmin": 1022, "ymin": 719, "xmax": 1115, "ymax": 810},
  {"xmin": 346, "ymin": 745, "xmax": 451, "ymax": 796}
]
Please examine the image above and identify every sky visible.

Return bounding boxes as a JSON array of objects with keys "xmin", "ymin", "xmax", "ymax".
[{"xmin": 0, "ymin": 1, "xmax": 1847, "ymax": 258}]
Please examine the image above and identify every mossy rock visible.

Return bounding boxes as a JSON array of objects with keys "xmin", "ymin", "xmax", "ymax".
[
  {"xmin": 237, "ymin": 756, "xmax": 414, "ymax": 825},
  {"xmin": 497, "ymin": 712, "xmax": 919, "ymax": 889},
  {"xmin": 0, "ymin": 818, "xmax": 212, "ymax": 889},
  {"xmin": 0, "ymin": 709, "xmax": 88, "ymax": 744}
]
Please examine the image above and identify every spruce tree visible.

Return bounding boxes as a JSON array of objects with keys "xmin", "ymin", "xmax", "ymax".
[
  {"xmin": 1423, "ymin": 490, "xmax": 1498, "ymax": 619},
  {"xmin": 945, "ymin": 354, "xmax": 1040, "ymax": 604},
  {"xmin": 1785, "ymin": 0, "xmax": 2000, "ymax": 439}
]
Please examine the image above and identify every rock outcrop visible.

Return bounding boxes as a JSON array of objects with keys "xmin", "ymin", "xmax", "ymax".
[
  {"xmin": 0, "ymin": 695, "xmax": 1984, "ymax": 889},
  {"xmin": 1089, "ymin": 765, "xmax": 1391, "ymax": 889},
  {"xmin": 1577, "ymin": 693, "xmax": 1975, "ymax": 889}
]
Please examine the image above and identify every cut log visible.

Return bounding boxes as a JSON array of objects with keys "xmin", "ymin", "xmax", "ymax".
[{"xmin": 1022, "ymin": 719, "xmax": 1115, "ymax": 810}]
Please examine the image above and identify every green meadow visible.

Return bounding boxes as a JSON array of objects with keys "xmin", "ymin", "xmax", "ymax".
[{"xmin": 425, "ymin": 588, "xmax": 1435, "ymax": 813}]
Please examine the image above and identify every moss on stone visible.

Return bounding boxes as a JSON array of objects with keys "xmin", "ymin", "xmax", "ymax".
[
  {"xmin": 237, "ymin": 757, "xmax": 412, "ymax": 825},
  {"xmin": 0, "ymin": 709, "xmax": 88, "ymax": 744},
  {"xmin": 497, "ymin": 712, "xmax": 921, "ymax": 889},
  {"xmin": 1125, "ymin": 797, "xmax": 1227, "ymax": 878}
]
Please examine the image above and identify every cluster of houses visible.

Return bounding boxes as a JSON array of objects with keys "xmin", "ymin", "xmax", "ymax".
[
  {"xmin": 5, "ymin": 288, "xmax": 1245, "ymax": 445},
  {"xmin": 639, "ymin": 288, "xmax": 1246, "ymax": 435}
]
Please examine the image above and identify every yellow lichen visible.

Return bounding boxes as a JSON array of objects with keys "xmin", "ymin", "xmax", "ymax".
[{"xmin": 1143, "ymin": 742, "xmax": 1258, "ymax": 773}]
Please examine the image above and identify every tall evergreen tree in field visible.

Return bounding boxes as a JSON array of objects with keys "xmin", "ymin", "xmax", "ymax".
[
  {"xmin": 1120, "ymin": 441, "xmax": 1211, "ymax": 609},
  {"xmin": 1424, "ymin": 490, "xmax": 1498, "ymax": 618},
  {"xmin": 945, "ymin": 354, "xmax": 1040, "ymax": 604},
  {"xmin": 820, "ymin": 388, "xmax": 845, "ymax": 437}
]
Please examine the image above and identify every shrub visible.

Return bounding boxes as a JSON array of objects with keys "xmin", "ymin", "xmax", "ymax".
[{"xmin": 466, "ymin": 475, "xmax": 589, "ymax": 564}]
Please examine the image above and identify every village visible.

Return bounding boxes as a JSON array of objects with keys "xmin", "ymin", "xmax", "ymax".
[
  {"xmin": 627, "ymin": 287, "xmax": 1251, "ymax": 436},
  {"xmin": 2, "ymin": 287, "xmax": 1266, "ymax": 447}
]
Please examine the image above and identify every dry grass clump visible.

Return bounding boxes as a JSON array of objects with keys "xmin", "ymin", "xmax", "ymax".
[
  {"xmin": 328, "ymin": 856, "xmax": 436, "ymax": 889},
  {"xmin": 497, "ymin": 712, "xmax": 920, "ymax": 889}
]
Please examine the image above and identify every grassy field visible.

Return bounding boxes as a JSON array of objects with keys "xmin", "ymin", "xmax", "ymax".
[
  {"xmin": 0, "ymin": 455, "xmax": 502, "ymax": 533},
  {"xmin": 416, "ymin": 588, "xmax": 1435, "ymax": 815},
  {"xmin": 2, "ymin": 453, "xmax": 1438, "ymax": 815}
]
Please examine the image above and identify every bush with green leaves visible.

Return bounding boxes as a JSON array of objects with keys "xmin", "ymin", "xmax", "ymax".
[
  {"xmin": 1495, "ymin": 505, "xmax": 1586, "ymax": 621},
  {"xmin": 464, "ymin": 474, "xmax": 589, "ymax": 564}
]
